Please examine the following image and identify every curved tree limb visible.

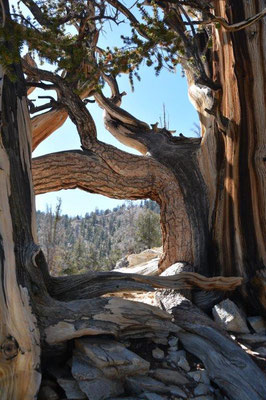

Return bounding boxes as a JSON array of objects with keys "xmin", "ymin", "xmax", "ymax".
[
  {"xmin": 94, "ymin": 90, "xmax": 150, "ymax": 130},
  {"xmin": 48, "ymin": 270, "xmax": 243, "ymax": 302},
  {"xmin": 22, "ymin": 59, "xmax": 97, "ymax": 147},
  {"xmin": 32, "ymin": 149, "xmax": 158, "ymax": 197},
  {"xmin": 202, "ymin": 7, "xmax": 266, "ymax": 32}
]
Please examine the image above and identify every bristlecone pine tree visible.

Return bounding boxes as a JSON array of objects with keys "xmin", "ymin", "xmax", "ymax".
[{"xmin": 0, "ymin": 1, "xmax": 265, "ymax": 399}]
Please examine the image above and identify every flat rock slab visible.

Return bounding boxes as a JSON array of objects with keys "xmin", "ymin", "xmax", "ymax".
[
  {"xmin": 78, "ymin": 378, "xmax": 124, "ymax": 400},
  {"xmin": 212, "ymin": 299, "xmax": 249, "ymax": 333},
  {"xmin": 151, "ymin": 368, "xmax": 189, "ymax": 385},
  {"xmin": 75, "ymin": 337, "xmax": 150, "ymax": 379},
  {"xmin": 72, "ymin": 354, "xmax": 104, "ymax": 381}
]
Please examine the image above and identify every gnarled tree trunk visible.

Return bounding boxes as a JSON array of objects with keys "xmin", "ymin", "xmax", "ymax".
[{"xmin": 1, "ymin": 0, "xmax": 266, "ymax": 399}]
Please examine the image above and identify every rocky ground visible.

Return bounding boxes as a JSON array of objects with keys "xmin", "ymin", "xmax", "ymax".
[{"xmin": 38, "ymin": 249, "xmax": 266, "ymax": 400}]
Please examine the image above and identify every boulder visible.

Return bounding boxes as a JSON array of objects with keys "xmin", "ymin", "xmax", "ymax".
[
  {"xmin": 127, "ymin": 248, "xmax": 163, "ymax": 267},
  {"xmin": 212, "ymin": 299, "xmax": 250, "ymax": 333},
  {"xmin": 115, "ymin": 258, "xmax": 159, "ymax": 276}
]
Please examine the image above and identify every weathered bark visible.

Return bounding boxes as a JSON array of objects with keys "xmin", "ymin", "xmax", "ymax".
[
  {"xmin": 197, "ymin": 0, "xmax": 266, "ymax": 313},
  {"xmin": 0, "ymin": 3, "xmax": 41, "ymax": 397}
]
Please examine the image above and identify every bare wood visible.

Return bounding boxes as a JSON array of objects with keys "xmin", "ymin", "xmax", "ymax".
[
  {"xmin": 0, "ymin": 66, "xmax": 41, "ymax": 400},
  {"xmin": 46, "ymin": 269, "xmax": 243, "ymax": 301},
  {"xmin": 32, "ymin": 108, "xmax": 68, "ymax": 150},
  {"xmin": 38, "ymin": 296, "xmax": 179, "ymax": 345}
]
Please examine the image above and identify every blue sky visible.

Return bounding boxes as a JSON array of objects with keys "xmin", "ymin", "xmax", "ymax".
[{"xmin": 29, "ymin": 6, "xmax": 199, "ymax": 216}]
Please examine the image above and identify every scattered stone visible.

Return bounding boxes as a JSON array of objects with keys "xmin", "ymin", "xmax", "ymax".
[
  {"xmin": 78, "ymin": 378, "xmax": 124, "ymax": 400},
  {"xmin": 194, "ymin": 383, "xmax": 210, "ymax": 396},
  {"xmin": 212, "ymin": 299, "xmax": 250, "ymax": 333},
  {"xmin": 57, "ymin": 378, "xmax": 87, "ymax": 400},
  {"xmin": 141, "ymin": 392, "xmax": 166, "ymax": 400},
  {"xmin": 108, "ymin": 398, "xmax": 139, "ymax": 400},
  {"xmin": 177, "ymin": 356, "xmax": 190, "ymax": 372},
  {"xmin": 188, "ymin": 370, "xmax": 210, "ymax": 385},
  {"xmin": 74, "ymin": 338, "xmax": 150, "ymax": 379},
  {"xmin": 151, "ymin": 368, "xmax": 189, "ymax": 385},
  {"xmin": 193, "ymin": 396, "xmax": 214, "ymax": 400},
  {"xmin": 247, "ymin": 316, "xmax": 266, "ymax": 334},
  {"xmin": 152, "ymin": 337, "xmax": 169, "ymax": 346},
  {"xmin": 168, "ymin": 385, "xmax": 187, "ymax": 398},
  {"xmin": 126, "ymin": 376, "xmax": 169, "ymax": 394},
  {"xmin": 168, "ymin": 336, "xmax": 179, "ymax": 348},
  {"xmin": 255, "ymin": 347, "xmax": 266, "ymax": 357},
  {"xmin": 152, "ymin": 347, "xmax": 165, "ymax": 360},
  {"xmin": 167, "ymin": 349, "xmax": 186, "ymax": 364},
  {"xmin": 38, "ymin": 385, "xmax": 59, "ymax": 400}
]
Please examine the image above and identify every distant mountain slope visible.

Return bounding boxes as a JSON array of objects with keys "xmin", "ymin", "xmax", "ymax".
[{"xmin": 36, "ymin": 200, "xmax": 161, "ymax": 275}]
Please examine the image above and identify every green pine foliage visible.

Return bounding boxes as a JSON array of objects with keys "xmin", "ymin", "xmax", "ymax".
[{"xmin": 36, "ymin": 199, "xmax": 161, "ymax": 276}]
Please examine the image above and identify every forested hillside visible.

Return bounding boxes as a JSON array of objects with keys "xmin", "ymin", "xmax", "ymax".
[{"xmin": 36, "ymin": 200, "xmax": 161, "ymax": 275}]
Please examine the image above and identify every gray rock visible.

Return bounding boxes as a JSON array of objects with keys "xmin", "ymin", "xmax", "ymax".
[
  {"xmin": 72, "ymin": 354, "xmax": 103, "ymax": 381},
  {"xmin": 115, "ymin": 256, "xmax": 129, "ymax": 269},
  {"xmin": 78, "ymin": 378, "xmax": 124, "ymax": 400},
  {"xmin": 168, "ymin": 385, "xmax": 187, "ymax": 398},
  {"xmin": 194, "ymin": 383, "xmax": 210, "ymax": 396},
  {"xmin": 168, "ymin": 336, "xmax": 178, "ymax": 348},
  {"xmin": 152, "ymin": 347, "xmax": 165, "ymax": 360},
  {"xmin": 188, "ymin": 370, "xmax": 210, "ymax": 385},
  {"xmin": 156, "ymin": 264, "xmax": 194, "ymax": 311},
  {"xmin": 152, "ymin": 337, "xmax": 169, "ymax": 346},
  {"xmin": 126, "ymin": 376, "xmax": 169, "ymax": 394},
  {"xmin": 141, "ymin": 392, "xmax": 166, "ymax": 400},
  {"xmin": 193, "ymin": 396, "xmax": 214, "ymax": 400},
  {"xmin": 108, "ymin": 398, "xmax": 139, "ymax": 400},
  {"xmin": 151, "ymin": 368, "xmax": 189, "ymax": 385},
  {"xmin": 177, "ymin": 356, "xmax": 190, "ymax": 372},
  {"xmin": 74, "ymin": 338, "xmax": 150, "ymax": 378},
  {"xmin": 247, "ymin": 316, "xmax": 266, "ymax": 334},
  {"xmin": 255, "ymin": 346, "xmax": 266, "ymax": 357},
  {"xmin": 57, "ymin": 378, "xmax": 87, "ymax": 400},
  {"xmin": 167, "ymin": 349, "xmax": 186, "ymax": 364},
  {"xmin": 38, "ymin": 385, "xmax": 59, "ymax": 400},
  {"xmin": 212, "ymin": 299, "xmax": 250, "ymax": 333}
]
